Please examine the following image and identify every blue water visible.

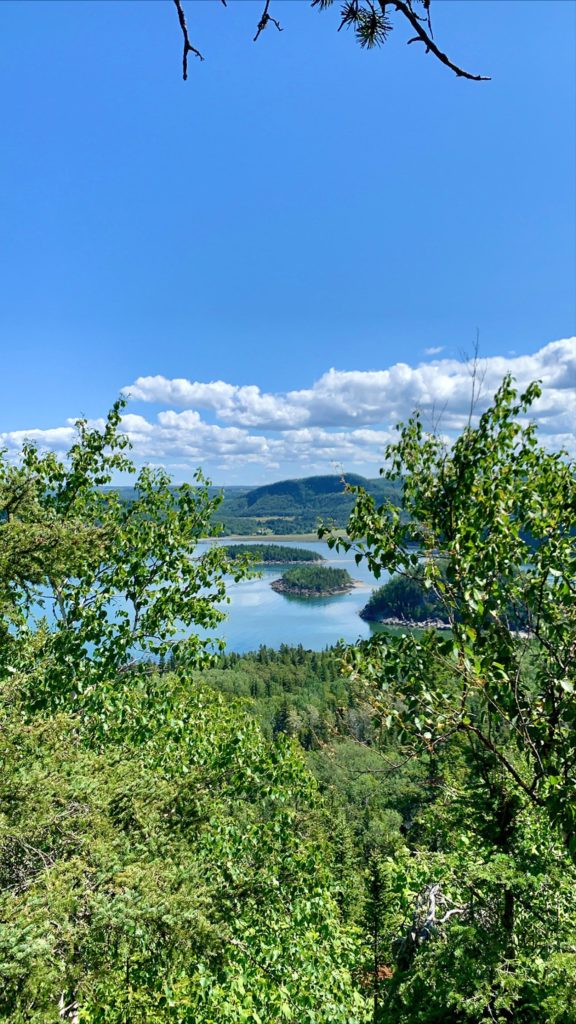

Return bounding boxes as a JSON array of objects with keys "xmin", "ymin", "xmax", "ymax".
[
  {"xmin": 28, "ymin": 541, "xmax": 388, "ymax": 656},
  {"xmin": 197, "ymin": 540, "xmax": 388, "ymax": 653}
]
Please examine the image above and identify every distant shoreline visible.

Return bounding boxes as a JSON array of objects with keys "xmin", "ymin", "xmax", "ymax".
[
  {"xmin": 363, "ymin": 614, "xmax": 451, "ymax": 630},
  {"xmin": 244, "ymin": 560, "xmax": 321, "ymax": 566},
  {"xmin": 208, "ymin": 533, "xmax": 327, "ymax": 543}
]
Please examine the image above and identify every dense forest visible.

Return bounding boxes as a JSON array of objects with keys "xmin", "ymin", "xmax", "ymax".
[
  {"xmin": 271, "ymin": 565, "xmax": 355, "ymax": 596},
  {"xmin": 201, "ymin": 645, "xmax": 576, "ymax": 1019},
  {"xmin": 1, "ymin": 379, "xmax": 575, "ymax": 1022},
  {"xmin": 360, "ymin": 568, "xmax": 450, "ymax": 624},
  {"xmin": 223, "ymin": 543, "xmax": 323, "ymax": 563}
]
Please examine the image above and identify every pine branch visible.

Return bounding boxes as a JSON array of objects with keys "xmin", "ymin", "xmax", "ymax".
[
  {"xmin": 387, "ymin": 0, "xmax": 490, "ymax": 81},
  {"xmin": 171, "ymin": 0, "xmax": 489, "ymax": 82}
]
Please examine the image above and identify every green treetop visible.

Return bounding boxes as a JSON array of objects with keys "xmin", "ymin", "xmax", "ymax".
[
  {"xmin": 0, "ymin": 398, "xmax": 254, "ymax": 708},
  {"xmin": 0, "ymin": 405, "xmax": 368, "ymax": 1022},
  {"xmin": 273, "ymin": 565, "xmax": 354, "ymax": 596},
  {"xmin": 323, "ymin": 376, "xmax": 576, "ymax": 861}
]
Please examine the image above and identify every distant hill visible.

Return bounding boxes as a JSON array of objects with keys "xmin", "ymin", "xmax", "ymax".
[
  {"xmin": 245, "ymin": 474, "xmax": 370, "ymax": 508},
  {"xmin": 215, "ymin": 474, "xmax": 401, "ymax": 535},
  {"xmin": 108, "ymin": 475, "xmax": 402, "ymax": 537}
]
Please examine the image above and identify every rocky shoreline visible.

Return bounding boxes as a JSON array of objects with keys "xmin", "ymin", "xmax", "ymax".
[
  {"xmin": 271, "ymin": 578, "xmax": 358, "ymax": 598},
  {"xmin": 249, "ymin": 559, "xmax": 323, "ymax": 566},
  {"xmin": 360, "ymin": 613, "xmax": 451, "ymax": 630}
]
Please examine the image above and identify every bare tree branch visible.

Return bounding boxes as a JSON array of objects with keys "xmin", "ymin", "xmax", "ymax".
[
  {"xmin": 385, "ymin": 0, "xmax": 490, "ymax": 81},
  {"xmin": 172, "ymin": 0, "xmax": 205, "ymax": 80},
  {"xmin": 172, "ymin": 0, "xmax": 488, "ymax": 82},
  {"xmin": 254, "ymin": 0, "xmax": 284, "ymax": 43},
  {"xmin": 462, "ymin": 721, "xmax": 542, "ymax": 804},
  {"xmin": 461, "ymin": 328, "xmax": 487, "ymax": 427},
  {"xmin": 394, "ymin": 883, "xmax": 468, "ymax": 967}
]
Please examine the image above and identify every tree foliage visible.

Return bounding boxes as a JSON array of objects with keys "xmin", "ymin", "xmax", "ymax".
[
  {"xmin": 0, "ymin": 411, "xmax": 367, "ymax": 1022},
  {"xmin": 323, "ymin": 376, "xmax": 576, "ymax": 860},
  {"xmin": 0, "ymin": 399, "xmax": 254, "ymax": 708},
  {"xmin": 199, "ymin": 644, "xmax": 576, "ymax": 1022},
  {"xmin": 2, "ymin": 386, "xmax": 575, "ymax": 1020},
  {"xmin": 0, "ymin": 674, "xmax": 365, "ymax": 1022}
]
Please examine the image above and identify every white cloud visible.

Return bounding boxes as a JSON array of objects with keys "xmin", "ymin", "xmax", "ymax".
[
  {"xmin": 0, "ymin": 425, "xmax": 77, "ymax": 450},
  {"xmin": 424, "ymin": 345, "xmax": 445, "ymax": 355},
  {"xmin": 3, "ymin": 338, "xmax": 574, "ymax": 479},
  {"xmin": 124, "ymin": 377, "xmax": 308, "ymax": 430},
  {"xmin": 122, "ymin": 338, "xmax": 575, "ymax": 436}
]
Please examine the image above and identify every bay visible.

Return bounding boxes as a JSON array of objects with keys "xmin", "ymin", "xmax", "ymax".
[
  {"xmin": 28, "ymin": 541, "xmax": 388, "ymax": 657},
  {"xmin": 197, "ymin": 540, "xmax": 388, "ymax": 653}
]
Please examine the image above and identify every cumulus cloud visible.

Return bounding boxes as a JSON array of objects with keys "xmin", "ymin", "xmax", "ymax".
[
  {"xmin": 123, "ymin": 337, "xmax": 576, "ymax": 434},
  {"xmin": 0, "ymin": 426, "xmax": 77, "ymax": 450},
  {"xmin": 3, "ymin": 339, "xmax": 574, "ymax": 478},
  {"xmin": 124, "ymin": 376, "xmax": 308, "ymax": 430}
]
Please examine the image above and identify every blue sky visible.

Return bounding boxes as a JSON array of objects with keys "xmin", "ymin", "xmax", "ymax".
[{"xmin": 1, "ymin": 0, "xmax": 575, "ymax": 482}]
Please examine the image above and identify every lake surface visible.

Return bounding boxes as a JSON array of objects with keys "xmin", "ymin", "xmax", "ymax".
[{"xmin": 197, "ymin": 540, "xmax": 388, "ymax": 653}]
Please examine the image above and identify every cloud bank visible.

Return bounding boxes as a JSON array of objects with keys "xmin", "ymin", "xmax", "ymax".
[{"xmin": 2, "ymin": 338, "xmax": 574, "ymax": 480}]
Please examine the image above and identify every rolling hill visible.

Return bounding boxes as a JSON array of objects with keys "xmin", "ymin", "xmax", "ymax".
[{"xmin": 110, "ymin": 474, "xmax": 402, "ymax": 537}]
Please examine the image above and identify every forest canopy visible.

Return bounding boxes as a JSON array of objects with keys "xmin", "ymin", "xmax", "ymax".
[
  {"xmin": 224, "ymin": 543, "xmax": 323, "ymax": 563},
  {"xmin": 360, "ymin": 567, "xmax": 449, "ymax": 624},
  {"xmin": 272, "ymin": 565, "xmax": 355, "ymax": 596},
  {"xmin": 1, "ymin": 377, "xmax": 575, "ymax": 1022}
]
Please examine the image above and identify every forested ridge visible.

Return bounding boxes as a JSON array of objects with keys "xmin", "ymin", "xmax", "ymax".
[
  {"xmin": 114, "ymin": 475, "xmax": 402, "ymax": 537},
  {"xmin": 1, "ymin": 380, "xmax": 575, "ymax": 1022}
]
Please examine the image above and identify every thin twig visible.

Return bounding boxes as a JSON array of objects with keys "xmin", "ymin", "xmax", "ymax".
[
  {"xmin": 254, "ymin": 0, "xmax": 283, "ymax": 42},
  {"xmin": 462, "ymin": 329, "xmax": 487, "ymax": 427},
  {"xmin": 172, "ymin": 0, "xmax": 205, "ymax": 80},
  {"xmin": 462, "ymin": 721, "xmax": 541, "ymax": 803}
]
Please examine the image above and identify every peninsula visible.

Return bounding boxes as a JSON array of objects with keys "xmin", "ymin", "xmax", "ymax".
[{"xmin": 360, "ymin": 571, "xmax": 450, "ymax": 627}]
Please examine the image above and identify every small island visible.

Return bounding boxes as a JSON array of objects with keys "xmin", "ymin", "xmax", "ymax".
[
  {"xmin": 360, "ymin": 570, "xmax": 450, "ymax": 628},
  {"xmin": 225, "ymin": 543, "xmax": 323, "ymax": 564},
  {"xmin": 272, "ymin": 565, "xmax": 356, "ymax": 597}
]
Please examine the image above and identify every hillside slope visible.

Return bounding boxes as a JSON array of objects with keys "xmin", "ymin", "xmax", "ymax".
[
  {"xmin": 111, "ymin": 475, "xmax": 402, "ymax": 537},
  {"xmin": 215, "ymin": 474, "xmax": 401, "ymax": 535}
]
